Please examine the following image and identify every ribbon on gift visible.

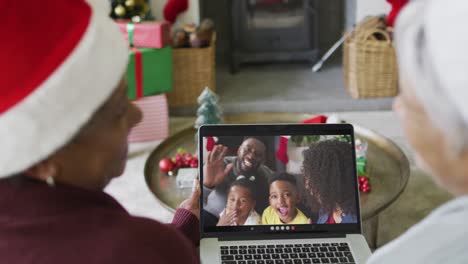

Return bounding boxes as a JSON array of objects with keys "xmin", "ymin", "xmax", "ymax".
[
  {"xmin": 127, "ymin": 23, "xmax": 135, "ymax": 47},
  {"xmin": 130, "ymin": 47, "xmax": 144, "ymax": 98}
]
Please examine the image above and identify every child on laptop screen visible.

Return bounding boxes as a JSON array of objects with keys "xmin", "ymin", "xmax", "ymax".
[
  {"xmin": 217, "ymin": 176, "xmax": 261, "ymax": 226},
  {"xmin": 261, "ymin": 172, "xmax": 309, "ymax": 225}
]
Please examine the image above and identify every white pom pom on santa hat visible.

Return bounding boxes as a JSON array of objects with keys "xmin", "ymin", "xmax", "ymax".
[{"xmin": 0, "ymin": 0, "xmax": 129, "ymax": 178}]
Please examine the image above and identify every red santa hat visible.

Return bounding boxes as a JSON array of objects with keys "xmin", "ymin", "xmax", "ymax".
[{"xmin": 0, "ymin": 0, "xmax": 129, "ymax": 178}]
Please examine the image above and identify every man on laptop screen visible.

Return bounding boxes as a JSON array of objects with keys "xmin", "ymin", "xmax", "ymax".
[
  {"xmin": 202, "ymin": 135, "xmax": 357, "ymax": 228},
  {"xmin": 199, "ymin": 124, "xmax": 371, "ymax": 264}
]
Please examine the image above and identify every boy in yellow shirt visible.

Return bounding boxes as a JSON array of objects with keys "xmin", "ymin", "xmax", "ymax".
[{"xmin": 261, "ymin": 172, "xmax": 309, "ymax": 224}]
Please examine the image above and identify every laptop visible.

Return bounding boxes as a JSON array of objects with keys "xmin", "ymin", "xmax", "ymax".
[{"xmin": 199, "ymin": 124, "xmax": 371, "ymax": 264}]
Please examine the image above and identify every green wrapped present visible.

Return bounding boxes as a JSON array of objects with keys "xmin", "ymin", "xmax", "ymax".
[{"xmin": 127, "ymin": 46, "xmax": 173, "ymax": 100}]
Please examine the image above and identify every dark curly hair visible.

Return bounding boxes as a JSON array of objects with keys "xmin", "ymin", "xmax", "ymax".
[
  {"xmin": 301, "ymin": 140, "xmax": 357, "ymax": 216},
  {"xmin": 229, "ymin": 176, "xmax": 256, "ymax": 199},
  {"xmin": 268, "ymin": 171, "xmax": 297, "ymax": 187}
]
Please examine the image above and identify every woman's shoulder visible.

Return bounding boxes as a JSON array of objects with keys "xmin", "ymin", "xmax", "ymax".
[
  {"xmin": 368, "ymin": 197, "xmax": 468, "ymax": 264},
  {"xmin": 97, "ymin": 213, "xmax": 199, "ymax": 262}
]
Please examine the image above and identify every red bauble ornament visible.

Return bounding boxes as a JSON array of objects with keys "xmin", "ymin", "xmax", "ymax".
[
  {"xmin": 159, "ymin": 158, "xmax": 175, "ymax": 173},
  {"xmin": 362, "ymin": 185, "xmax": 371, "ymax": 193},
  {"xmin": 175, "ymin": 160, "xmax": 184, "ymax": 169},
  {"xmin": 190, "ymin": 159, "xmax": 198, "ymax": 168}
]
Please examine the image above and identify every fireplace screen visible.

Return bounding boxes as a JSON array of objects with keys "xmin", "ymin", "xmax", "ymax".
[
  {"xmin": 247, "ymin": 0, "xmax": 306, "ymax": 29},
  {"xmin": 230, "ymin": 0, "xmax": 319, "ymax": 72}
]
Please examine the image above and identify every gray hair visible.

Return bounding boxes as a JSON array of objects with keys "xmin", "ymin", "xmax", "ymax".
[{"xmin": 395, "ymin": 0, "xmax": 468, "ymax": 155}]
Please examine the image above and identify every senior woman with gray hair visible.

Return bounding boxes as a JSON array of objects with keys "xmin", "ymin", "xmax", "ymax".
[{"xmin": 367, "ymin": 0, "xmax": 468, "ymax": 263}]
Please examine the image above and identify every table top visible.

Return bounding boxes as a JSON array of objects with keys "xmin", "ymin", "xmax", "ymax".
[{"xmin": 144, "ymin": 113, "xmax": 410, "ymax": 220}]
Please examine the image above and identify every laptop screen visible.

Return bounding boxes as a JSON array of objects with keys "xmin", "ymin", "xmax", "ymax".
[{"xmin": 199, "ymin": 124, "xmax": 361, "ymax": 237}]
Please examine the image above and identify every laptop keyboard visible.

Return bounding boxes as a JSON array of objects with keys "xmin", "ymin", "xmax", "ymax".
[{"xmin": 220, "ymin": 242, "xmax": 355, "ymax": 264}]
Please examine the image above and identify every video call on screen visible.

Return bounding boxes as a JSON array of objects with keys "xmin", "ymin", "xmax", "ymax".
[{"xmin": 201, "ymin": 134, "xmax": 358, "ymax": 228}]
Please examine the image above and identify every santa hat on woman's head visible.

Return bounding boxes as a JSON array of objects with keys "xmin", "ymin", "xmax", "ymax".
[{"xmin": 0, "ymin": 0, "xmax": 129, "ymax": 178}]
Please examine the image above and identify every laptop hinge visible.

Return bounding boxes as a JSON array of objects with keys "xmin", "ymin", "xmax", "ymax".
[{"xmin": 218, "ymin": 232, "xmax": 346, "ymax": 241}]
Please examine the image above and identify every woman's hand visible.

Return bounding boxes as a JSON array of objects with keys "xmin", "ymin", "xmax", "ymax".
[
  {"xmin": 178, "ymin": 180, "xmax": 201, "ymax": 220},
  {"xmin": 203, "ymin": 144, "xmax": 234, "ymax": 188},
  {"xmin": 217, "ymin": 209, "xmax": 237, "ymax": 226}
]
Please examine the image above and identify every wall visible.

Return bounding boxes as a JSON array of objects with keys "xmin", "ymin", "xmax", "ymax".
[
  {"xmin": 356, "ymin": 0, "xmax": 390, "ymax": 22},
  {"xmin": 150, "ymin": 0, "xmax": 200, "ymax": 24}
]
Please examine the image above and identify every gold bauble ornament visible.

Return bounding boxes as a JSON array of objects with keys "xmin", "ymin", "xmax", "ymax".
[
  {"xmin": 114, "ymin": 4, "xmax": 126, "ymax": 17},
  {"xmin": 125, "ymin": 0, "xmax": 135, "ymax": 8}
]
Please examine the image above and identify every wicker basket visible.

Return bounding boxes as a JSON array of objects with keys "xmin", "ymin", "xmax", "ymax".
[
  {"xmin": 343, "ymin": 20, "xmax": 398, "ymax": 98},
  {"xmin": 167, "ymin": 33, "xmax": 216, "ymax": 107}
]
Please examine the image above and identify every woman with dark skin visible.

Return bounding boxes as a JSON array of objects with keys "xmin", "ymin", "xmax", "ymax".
[
  {"xmin": 302, "ymin": 140, "xmax": 358, "ymax": 224},
  {"xmin": 0, "ymin": 1, "xmax": 200, "ymax": 263}
]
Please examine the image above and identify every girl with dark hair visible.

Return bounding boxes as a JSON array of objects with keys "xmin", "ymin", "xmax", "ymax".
[
  {"xmin": 302, "ymin": 140, "xmax": 358, "ymax": 224},
  {"xmin": 217, "ymin": 175, "xmax": 260, "ymax": 226}
]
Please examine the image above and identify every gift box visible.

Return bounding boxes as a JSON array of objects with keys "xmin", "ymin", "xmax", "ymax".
[
  {"xmin": 128, "ymin": 94, "xmax": 169, "ymax": 142},
  {"xmin": 127, "ymin": 46, "xmax": 173, "ymax": 100},
  {"xmin": 116, "ymin": 21, "xmax": 171, "ymax": 49}
]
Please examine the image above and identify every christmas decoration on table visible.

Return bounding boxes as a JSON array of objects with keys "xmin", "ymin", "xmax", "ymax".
[
  {"xmin": 126, "ymin": 46, "xmax": 173, "ymax": 99},
  {"xmin": 176, "ymin": 168, "xmax": 198, "ymax": 189},
  {"xmin": 172, "ymin": 18, "xmax": 215, "ymax": 48},
  {"xmin": 194, "ymin": 87, "xmax": 223, "ymax": 137},
  {"xmin": 159, "ymin": 157, "xmax": 175, "ymax": 174},
  {"xmin": 110, "ymin": 0, "xmax": 152, "ymax": 22},
  {"xmin": 163, "ymin": 0, "xmax": 188, "ymax": 24},
  {"xmin": 115, "ymin": 21, "xmax": 171, "ymax": 49},
  {"xmin": 159, "ymin": 148, "xmax": 198, "ymax": 176},
  {"xmin": 355, "ymin": 138, "xmax": 371, "ymax": 193}
]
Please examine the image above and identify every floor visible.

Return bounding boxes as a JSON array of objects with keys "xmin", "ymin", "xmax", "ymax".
[{"xmin": 171, "ymin": 64, "xmax": 394, "ymax": 116}]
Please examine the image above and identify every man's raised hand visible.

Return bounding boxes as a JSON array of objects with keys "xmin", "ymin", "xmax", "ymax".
[{"xmin": 203, "ymin": 144, "xmax": 234, "ymax": 188}]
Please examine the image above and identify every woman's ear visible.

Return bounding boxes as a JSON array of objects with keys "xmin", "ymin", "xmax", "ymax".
[{"xmin": 24, "ymin": 159, "xmax": 58, "ymax": 182}]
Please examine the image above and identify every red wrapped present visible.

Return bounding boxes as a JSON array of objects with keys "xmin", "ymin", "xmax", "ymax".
[
  {"xmin": 128, "ymin": 94, "xmax": 169, "ymax": 142},
  {"xmin": 116, "ymin": 21, "xmax": 171, "ymax": 48}
]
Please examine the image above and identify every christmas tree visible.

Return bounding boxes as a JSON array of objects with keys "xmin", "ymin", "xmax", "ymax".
[
  {"xmin": 109, "ymin": 0, "xmax": 152, "ymax": 21},
  {"xmin": 195, "ymin": 87, "xmax": 223, "ymax": 132}
]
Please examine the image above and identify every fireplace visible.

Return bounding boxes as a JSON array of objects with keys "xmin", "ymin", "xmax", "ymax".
[{"xmin": 230, "ymin": 0, "xmax": 319, "ymax": 72}]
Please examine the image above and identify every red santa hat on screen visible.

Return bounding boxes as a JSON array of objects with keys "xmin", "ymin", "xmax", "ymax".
[{"xmin": 0, "ymin": 0, "xmax": 128, "ymax": 178}]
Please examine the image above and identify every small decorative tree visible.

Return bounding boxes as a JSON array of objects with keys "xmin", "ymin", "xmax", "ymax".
[{"xmin": 194, "ymin": 87, "xmax": 223, "ymax": 137}]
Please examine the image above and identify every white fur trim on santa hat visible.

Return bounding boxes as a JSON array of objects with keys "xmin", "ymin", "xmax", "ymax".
[{"xmin": 0, "ymin": 1, "xmax": 129, "ymax": 178}]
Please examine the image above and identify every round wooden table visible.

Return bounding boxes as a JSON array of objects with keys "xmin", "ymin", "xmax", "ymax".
[{"xmin": 144, "ymin": 113, "xmax": 410, "ymax": 249}]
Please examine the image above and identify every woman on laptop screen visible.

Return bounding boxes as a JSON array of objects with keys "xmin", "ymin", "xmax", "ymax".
[{"xmin": 302, "ymin": 140, "xmax": 358, "ymax": 224}]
